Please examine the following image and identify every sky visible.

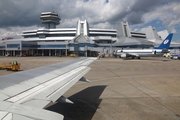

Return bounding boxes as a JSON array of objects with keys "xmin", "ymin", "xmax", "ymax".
[{"xmin": 0, "ymin": 0, "xmax": 180, "ymax": 39}]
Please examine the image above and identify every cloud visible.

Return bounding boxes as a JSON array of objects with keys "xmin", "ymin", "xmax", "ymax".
[
  {"xmin": 91, "ymin": 22, "xmax": 112, "ymax": 29},
  {"xmin": 0, "ymin": 25, "xmax": 39, "ymax": 38},
  {"xmin": 0, "ymin": 0, "xmax": 179, "ymax": 38},
  {"xmin": 143, "ymin": 1, "xmax": 180, "ymax": 33},
  {"xmin": 0, "ymin": 0, "xmax": 137, "ymax": 28},
  {"xmin": 0, "ymin": 0, "xmax": 41, "ymax": 28}
]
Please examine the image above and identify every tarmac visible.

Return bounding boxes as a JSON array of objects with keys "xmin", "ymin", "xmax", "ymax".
[{"xmin": 0, "ymin": 56, "xmax": 180, "ymax": 120}]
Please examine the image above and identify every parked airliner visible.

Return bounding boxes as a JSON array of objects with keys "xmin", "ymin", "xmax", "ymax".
[{"xmin": 113, "ymin": 33, "xmax": 173, "ymax": 59}]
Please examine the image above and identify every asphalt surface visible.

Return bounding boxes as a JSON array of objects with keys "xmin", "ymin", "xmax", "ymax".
[{"xmin": 0, "ymin": 56, "xmax": 180, "ymax": 120}]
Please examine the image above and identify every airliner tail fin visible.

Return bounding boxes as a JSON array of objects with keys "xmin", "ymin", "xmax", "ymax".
[{"xmin": 156, "ymin": 33, "xmax": 173, "ymax": 49}]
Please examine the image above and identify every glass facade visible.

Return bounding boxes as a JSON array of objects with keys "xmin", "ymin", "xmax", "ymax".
[
  {"xmin": 79, "ymin": 43, "xmax": 94, "ymax": 47},
  {"xmin": 79, "ymin": 51, "xmax": 85, "ymax": 56},
  {"xmin": 38, "ymin": 44, "xmax": 66, "ymax": 48},
  {"xmin": 80, "ymin": 23, "xmax": 84, "ymax": 35},
  {"xmin": 24, "ymin": 35, "xmax": 38, "ymax": 38},
  {"xmin": 74, "ymin": 44, "xmax": 79, "ymax": 54},
  {"xmin": 70, "ymin": 43, "xmax": 94, "ymax": 47},
  {"xmin": 7, "ymin": 44, "xmax": 20, "ymax": 48},
  {"xmin": 89, "ymin": 34, "xmax": 116, "ymax": 37},
  {"xmin": 0, "ymin": 46, "xmax": 5, "ymax": 48},
  {"xmin": 69, "ymin": 44, "xmax": 74, "ymax": 47},
  {"xmin": 22, "ymin": 44, "xmax": 66, "ymax": 49},
  {"xmin": 46, "ymin": 34, "xmax": 75, "ymax": 37},
  {"xmin": 22, "ymin": 44, "xmax": 37, "ymax": 48},
  {"xmin": 124, "ymin": 25, "xmax": 128, "ymax": 37}
]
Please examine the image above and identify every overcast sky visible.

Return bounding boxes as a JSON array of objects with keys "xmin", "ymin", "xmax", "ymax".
[{"xmin": 0, "ymin": 0, "xmax": 180, "ymax": 39}]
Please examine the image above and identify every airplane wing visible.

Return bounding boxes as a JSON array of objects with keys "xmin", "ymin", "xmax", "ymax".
[{"xmin": 0, "ymin": 57, "xmax": 96, "ymax": 120}]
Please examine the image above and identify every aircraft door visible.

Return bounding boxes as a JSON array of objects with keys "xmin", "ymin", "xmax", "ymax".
[{"xmin": 152, "ymin": 50, "xmax": 156, "ymax": 54}]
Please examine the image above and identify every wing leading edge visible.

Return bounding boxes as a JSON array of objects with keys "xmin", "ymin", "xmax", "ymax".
[{"xmin": 0, "ymin": 57, "xmax": 96, "ymax": 120}]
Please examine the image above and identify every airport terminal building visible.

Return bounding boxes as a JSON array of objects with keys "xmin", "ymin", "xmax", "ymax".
[{"xmin": 0, "ymin": 12, "xmax": 179, "ymax": 56}]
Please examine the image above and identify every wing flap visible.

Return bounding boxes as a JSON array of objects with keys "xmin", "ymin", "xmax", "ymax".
[
  {"xmin": 0, "ymin": 84, "xmax": 32, "ymax": 97},
  {"xmin": 12, "ymin": 114, "xmax": 35, "ymax": 120},
  {"xmin": 0, "ymin": 57, "xmax": 96, "ymax": 120},
  {"xmin": 1, "ymin": 113, "xmax": 12, "ymax": 120},
  {"xmin": 2, "ymin": 66, "xmax": 90, "ymax": 109},
  {"xmin": 22, "ymin": 99, "xmax": 51, "ymax": 108},
  {"xmin": 30, "ymin": 72, "xmax": 58, "ymax": 84},
  {"xmin": 0, "ymin": 64, "xmax": 87, "ymax": 101},
  {"xmin": 80, "ymin": 58, "xmax": 97, "ymax": 66},
  {"xmin": 0, "ymin": 111, "xmax": 9, "ymax": 119},
  {"xmin": 1, "ymin": 101, "xmax": 64, "ymax": 120},
  {"xmin": 0, "ymin": 93, "xmax": 9, "ymax": 100},
  {"xmin": 47, "ymin": 67, "xmax": 91, "ymax": 102},
  {"xmin": 0, "ymin": 58, "xmax": 88, "ymax": 90}
]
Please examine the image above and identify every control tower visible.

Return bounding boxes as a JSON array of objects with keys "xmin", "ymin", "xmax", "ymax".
[{"xmin": 40, "ymin": 12, "xmax": 61, "ymax": 29}]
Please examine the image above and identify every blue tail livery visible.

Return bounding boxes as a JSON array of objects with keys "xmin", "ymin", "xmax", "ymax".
[{"xmin": 156, "ymin": 33, "xmax": 173, "ymax": 49}]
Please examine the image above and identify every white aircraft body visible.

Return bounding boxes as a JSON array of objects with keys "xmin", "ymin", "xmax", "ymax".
[
  {"xmin": 114, "ymin": 33, "xmax": 173, "ymax": 59},
  {"xmin": 0, "ymin": 57, "xmax": 96, "ymax": 120}
]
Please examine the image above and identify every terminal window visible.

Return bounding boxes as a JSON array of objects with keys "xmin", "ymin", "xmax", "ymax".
[
  {"xmin": 7, "ymin": 44, "xmax": 20, "ymax": 48},
  {"xmin": 80, "ymin": 23, "xmax": 84, "ymax": 35}
]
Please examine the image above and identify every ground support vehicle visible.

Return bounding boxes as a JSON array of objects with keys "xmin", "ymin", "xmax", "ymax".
[{"xmin": 0, "ymin": 62, "xmax": 20, "ymax": 71}]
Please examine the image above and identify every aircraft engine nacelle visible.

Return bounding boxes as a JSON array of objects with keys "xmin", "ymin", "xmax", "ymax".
[{"xmin": 121, "ymin": 53, "xmax": 127, "ymax": 58}]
